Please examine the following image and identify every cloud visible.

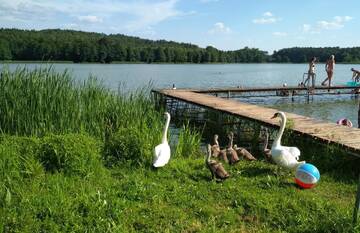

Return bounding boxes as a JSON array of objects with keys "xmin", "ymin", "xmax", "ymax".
[
  {"xmin": 208, "ymin": 22, "xmax": 231, "ymax": 34},
  {"xmin": 124, "ymin": 0, "xmax": 181, "ymax": 31},
  {"xmin": 253, "ymin": 12, "xmax": 281, "ymax": 24},
  {"xmin": 302, "ymin": 24, "xmax": 311, "ymax": 33},
  {"xmin": 303, "ymin": 16, "xmax": 353, "ymax": 33},
  {"xmin": 272, "ymin": 32, "xmax": 287, "ymax": 37},
  {"xmin": 317, "ymin": 16, "xmax": 352, "ymax": 30},
  {"xmin": 263, "ymin": 12, "xmax": 273, "ymax": 17},
  {"xmin": 0, "ymin": 0, "xmax": 182, "ymax": 32},
  {"xmin": 77, "ymin": 15, "xmax": 102, "ymax": 23}
]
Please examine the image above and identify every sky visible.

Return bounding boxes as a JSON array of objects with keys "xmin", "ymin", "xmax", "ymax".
[{"xmin": 0, "ymin": 0, "xmax": 359, "ymax": 54}]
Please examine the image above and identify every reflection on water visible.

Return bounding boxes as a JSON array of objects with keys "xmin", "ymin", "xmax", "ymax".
[{"xmin": 237, "ymin": 93, "xmax": 358, "ymax": 125}]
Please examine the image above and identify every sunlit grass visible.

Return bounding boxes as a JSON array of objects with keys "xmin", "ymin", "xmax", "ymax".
[{"xmin": 0, "ymin": 66, "xmax": 359, "ymax": 232}]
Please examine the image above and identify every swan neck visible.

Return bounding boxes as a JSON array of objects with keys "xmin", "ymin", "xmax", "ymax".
[
  {"xmin": 273, "ymin": 114, "xmax": 286, "ymax": 148},
  {"xmin": 214, "ymin": 136, "xmax": 219, "ymax": 146},
  {"xmin": 264, "ymin": 132, "xmax": 269, "ymax": 150},
  {"xmin": 228, "ymin": 135, "xmax": 233, "ymax": 148},
  {"xmin": 206, "ymin": 145, "xmax": 211, "ymax": 163},
  {"xmin": 161, "ymin": 114, "xmax": 170, "ymax": 143}
]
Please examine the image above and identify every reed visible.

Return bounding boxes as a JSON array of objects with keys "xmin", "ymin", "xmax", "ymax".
[
  {"xmin": 0, "ymin": 66, "xmax": 159, "ymax": 140},
  {"xmin": 174, "ymin": 122, "xmax": 202, "ymax": 158}
]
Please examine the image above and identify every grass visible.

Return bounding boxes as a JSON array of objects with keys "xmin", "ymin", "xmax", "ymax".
[
  {"xmin": 0, "ymin": 135, "xmax": 357, "ymax": 232},
  {"xmin": 0, "ymin": 66, "xmax": 359, "ymax": 232}
]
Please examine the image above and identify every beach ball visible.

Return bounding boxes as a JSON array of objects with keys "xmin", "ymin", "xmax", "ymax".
[{"xmin": 295, "ymin": 163, "xmax": 320, "ymax": 189}]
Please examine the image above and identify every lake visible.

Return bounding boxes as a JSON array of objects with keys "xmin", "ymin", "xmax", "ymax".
[{"xmin": 1, "ymin": 63, "xmax": 359, "ymax": 125}]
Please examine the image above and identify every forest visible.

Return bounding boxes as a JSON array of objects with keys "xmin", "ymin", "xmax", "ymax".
[
  {"xmin": 0, "ymin": 28, "xmax": 360, "ymax": 63},
  {"xmin": 0, "ymin": 29, "xmax": 267, "ymax": 63}
]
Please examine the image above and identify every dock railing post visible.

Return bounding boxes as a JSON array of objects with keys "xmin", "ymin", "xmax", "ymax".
[
  {"xmin": 353, "ymin": 174, "xmax": 360, "ymax": 226},
  {"xmin": 358, "ymin": 99, "xmax": 360, "ymax": 128}
]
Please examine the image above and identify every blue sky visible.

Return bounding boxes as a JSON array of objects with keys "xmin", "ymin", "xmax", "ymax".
[{"xmin": 0, "ymin": 0, "xmax": 358, "ymax": 53}]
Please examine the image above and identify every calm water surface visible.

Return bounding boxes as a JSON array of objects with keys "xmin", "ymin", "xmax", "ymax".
[{"xmin": 1, "ymin": 63, "xmax": 359, "ymax": 124}]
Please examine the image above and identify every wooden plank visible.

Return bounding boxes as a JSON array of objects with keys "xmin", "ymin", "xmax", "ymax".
[{"xmin": 190, "ymin": 85, "xmax": 359, "ymax": 94}]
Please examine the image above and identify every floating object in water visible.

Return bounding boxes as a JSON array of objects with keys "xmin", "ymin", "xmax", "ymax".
[
  {"xmin": 336, "ymin": 118, "xmax": 353, "ymax": 127},
  {"xmin": 295, "ymin": 163, "xmax": 320, "ymax": 189},
  {"xmin": 346, "ymin": 81, "xmax": 360, "ymax": 87}
]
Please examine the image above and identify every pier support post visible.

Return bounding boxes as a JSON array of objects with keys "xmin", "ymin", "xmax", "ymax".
[
  {"xmin": 358, "ymin": 99, "xmax": 360, "ymax": 128},
  {"xmin": 353, "ymin": 174, "xmax": 360, "ymax": 226}
]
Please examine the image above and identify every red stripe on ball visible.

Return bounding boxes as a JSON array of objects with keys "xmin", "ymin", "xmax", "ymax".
[{"xmin": 295, "ymin": 178, "xmax": 315, "ymax": 189}]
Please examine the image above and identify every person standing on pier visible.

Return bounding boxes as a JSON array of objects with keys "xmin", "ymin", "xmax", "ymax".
[
  {"xmin": 322, "ymin": 55, "xmax": 335, "ymax": 87},
  {"xmin": 304, "ymin": 57, "xmax": 317, "ymax": 88},
  {"xmin": 351, "ymin": 68, "xmax": 360, "ymax": 82}
]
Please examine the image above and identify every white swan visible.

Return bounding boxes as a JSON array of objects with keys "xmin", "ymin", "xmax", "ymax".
[
  {"xmin": 270, "ymin": 111, "xmax": 305, "ymax": 170},
  {"xmin": 153, "ymin": 112, "xmax": 171, "ymax": 167}
]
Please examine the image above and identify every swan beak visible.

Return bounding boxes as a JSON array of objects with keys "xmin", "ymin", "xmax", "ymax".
[{"xmin": 270, "ymin": 114, "xmax": 277, "ymax": 119}]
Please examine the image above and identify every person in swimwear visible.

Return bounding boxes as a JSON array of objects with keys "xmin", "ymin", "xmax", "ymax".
[
  {"xmin": 351, "ymin": 68, "xmax": 360, "ymax": 82},
  {"xmin": 321, "ymin": 55, "xmax": 335, "ymax": 87},
  {"xmin": 337, "ymin": 118, "xmax": 353, "ymax": 127},
  {"xmin": 304, "ymin": 57, "xmax": 317, "ymax": 88}
]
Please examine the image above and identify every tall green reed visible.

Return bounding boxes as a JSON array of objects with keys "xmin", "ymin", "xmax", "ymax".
[
  {"xmin": 174, "ymin": 122, "xmax": 202, "ymax": 158},
  {"xmin": 0, "ymin": 66, "xmax": 157, "ymax": 139}
]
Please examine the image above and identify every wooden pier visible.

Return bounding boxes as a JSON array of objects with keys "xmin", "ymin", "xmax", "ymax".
[
  {"xmin": 192, "ymin": 85, "xmax": 359, "ymax": 94},
  {"xmin": 152, "ymin": 87, "xmax": 360, "ymax": 156}
]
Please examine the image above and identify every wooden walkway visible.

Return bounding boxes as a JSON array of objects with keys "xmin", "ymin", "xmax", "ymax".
[
  {"xmin": 153, "ymin": 88, "xmax": 360, "ymax": 156},
  {"xmin": 192, "ymin": 85, "xmax": 360, "ymax": 94}
]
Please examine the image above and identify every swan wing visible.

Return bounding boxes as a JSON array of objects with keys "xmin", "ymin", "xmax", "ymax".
[
  {"xmin": 282, "ymin": 146, "xmax": 300, "ymax": 159},
  {"xmin": 271, "ymin": 147, "xmax": 303, "ymax": 169},
  {"xmin": 154, "ymin": 144, "xmax": 162, "ymax": 160},
  {"xmin": 153, "ymin": 143, "xmax": 171, "ymax": 167}
]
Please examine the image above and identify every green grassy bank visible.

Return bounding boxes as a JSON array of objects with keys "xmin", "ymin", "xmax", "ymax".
[{"xmin": 0, "ymin": 67, "xmax": 359, "ymax": 232}]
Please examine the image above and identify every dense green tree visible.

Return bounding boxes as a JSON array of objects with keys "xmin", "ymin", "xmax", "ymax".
[
  {"xmin": 1, "ymin": 28, "xmax": 359, "ymax": 64},
  {"xmin": 0, "ymin": 39, "xmax": 12, "ymax": 60},
  {"xmin": 154, "ymin": 47, "xmax": 166, "ymax": 62}
]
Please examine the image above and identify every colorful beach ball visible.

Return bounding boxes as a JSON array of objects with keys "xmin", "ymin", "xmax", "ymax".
[{"xmin": 295, "ymin": 163, "xmax": 320, "ymax": 189}]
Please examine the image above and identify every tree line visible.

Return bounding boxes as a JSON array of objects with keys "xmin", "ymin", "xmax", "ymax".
[
  {"xmin": 0, "ymin": 29, "xmax": 359, "ymax": 63},
  {"xmin": 0, "ymin": 29, "xmax": 268, "ymax": 63},
  {"xmin": 272, "ymin": 47, "xmax": 360, "ymax": 63}
]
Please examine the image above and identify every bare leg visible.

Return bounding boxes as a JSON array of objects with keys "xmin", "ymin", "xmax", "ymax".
[
  {"xmin": 328, "ymin": 71, "xmax": 333, "ymax": 87},
  {"xmin": 322, "ymin": 71, "xmax": 330, "ymax": 86},
  {"xmin": 304, "ymin": 73, "xmax": 310, "ymax": 87},
  {"xmin": 303, "ymin": 76, "xmax": 310, "ymax": 87},
  {"xmin": 312, "ymin": 74, "xmax": 316, "ymax": 88}
]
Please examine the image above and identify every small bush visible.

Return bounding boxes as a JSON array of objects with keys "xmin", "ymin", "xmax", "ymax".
[
  {"xmin": 0, "ymin": 136, "xmax": 42, "ymax": 181},
  {"xmin": 38, "ymin": 134, "xmax": 103, "ymax": 177},
  {"xmin": 104, "ymin": 126, "xmax": 156, "ymax": 166}
]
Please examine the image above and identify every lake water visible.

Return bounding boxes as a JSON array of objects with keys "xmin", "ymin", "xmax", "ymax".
[{"xmin": 1, "ymin": 63, "xmax": 359, "ymax": 125}]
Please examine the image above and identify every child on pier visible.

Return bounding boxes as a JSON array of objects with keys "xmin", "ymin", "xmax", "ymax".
[
  {"xmin": 351, "ymin": 68, "xmax": 360, "ymax": 82},
  {"xmin": 304, "ymin": 57, "xmax": 317, "ymax": 88}
]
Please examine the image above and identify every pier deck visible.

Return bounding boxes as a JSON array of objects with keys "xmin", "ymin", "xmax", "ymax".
[
  {"xmin": 153, "ymin": 88, "xmax": 360, "ymax": 156},
  {"xmin": 192, "ymin": 85, "xmax": 359, "ymax": 94}
]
